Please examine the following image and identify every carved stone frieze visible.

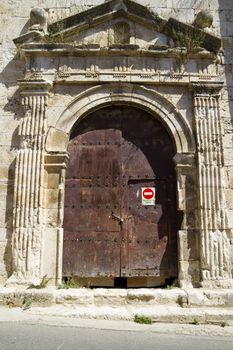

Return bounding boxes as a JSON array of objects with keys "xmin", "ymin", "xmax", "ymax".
[{"xmin": 57, "ymin": 65, "xmax": 71, "ymax": 79}]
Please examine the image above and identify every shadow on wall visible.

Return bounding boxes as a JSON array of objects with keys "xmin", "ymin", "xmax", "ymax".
[
  {"xmin": 3, "ymin": 161, "xmax": 16, "ymax": 279},
  {"xmin": 20, "ymin": 20, "xmax": 31, "ymax": 36},
  {"xmin": 218, "ymin": 0, "xmax": 233, "ymax": 276},
  {"xmin": 0, "ymin": 15, "xmax": 32, "ymax": 281},
  {"xmin": 218, "ymin": 0, "xmax": 233, "ymax": 235},
  {"xmin": 2, "ymin": 81, "xmax": 25, "ymax": 280},
  {"xmin": 218, "ymin": 0, "xmax": 233, "ymax": 128}
]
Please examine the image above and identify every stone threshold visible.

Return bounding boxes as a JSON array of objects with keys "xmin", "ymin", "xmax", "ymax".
[{"xmin": 0, "ymin": 287, "xmax": 233, "ymax": 323}]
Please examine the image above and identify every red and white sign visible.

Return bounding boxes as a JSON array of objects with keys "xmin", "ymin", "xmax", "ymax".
[{"xmin": 142, "ymin": 187, "xmax": 155, "ymax": 205}]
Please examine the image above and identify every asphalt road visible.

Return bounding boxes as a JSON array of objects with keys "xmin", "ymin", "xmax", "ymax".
[{"xmin": 0, "ymin": 322, "xmax": 233, "ymax": 350}]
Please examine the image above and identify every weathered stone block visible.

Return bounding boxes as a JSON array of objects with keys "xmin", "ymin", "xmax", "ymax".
[
  {"xmin": 0, "ymin": 288, "xmax": 56, "ymax": 307},
  {"xmin": 94, "ymin": 289, "xmax": 127, "ymax": 306},
  {"xmin": 127, "ymin": 289, "xmax": 187, "ymax": 305},
  {"xmin": 46, "ymin": 128, "xmax": 69, "ymax": 153},
  {"xmin": 44, "ymin": 188, "xmax": 60, "ymax": 209},
  {"xmin": 0, "ymin": 229, "xmax": 8, "ymax": 242},
  {"xmin": 56, "ymin": 288, "xmax": 94, "ymax": 305},
  {"xmin": 0, "ymin": 209, "xmax": 10, "ymax": 228},
  {"xmin": 41, "ymin": 228, "xmax": 60, "ymax": 280},
  {"xmin": 186, "ymin": 289, "xmax": 233, "ymax": 307},
  {"xmin": 0, "ymin": 148, "xmax": 16, "ymax": 165},
  {"xmin": 225, "ymin": 188, "xmax": 233, "ymax": 209},
  {"xmin": 44, "ymin": 209, "xmax": 59, "ymax": 227},
  {"xmin": 46, "ymin": 172, "xmax": 60, "ymax": 189},
  {"xmin": 0, "ymin": 242, "xmax": 9, "ymax": 277},
  {"xmin": 178, "ymin": 230, "xmax": 190, "ymax": 261},
  {"xmin": 224, "ymin": 151, "xmax": 233, "ymax": 166}
]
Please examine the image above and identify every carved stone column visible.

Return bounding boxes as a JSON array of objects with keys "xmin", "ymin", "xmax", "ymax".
[
  {"xmin": 43, "ymin": 153, "xmax": 69, "ymax": 285},
  {"xmin": 174, "ymin": 153, "xmax": 198, "ymax": 287},
  {"xmin": 7, "ymin": 80, "xmax": 51, "ymax": 285},
  {"xmin": 192, "ymin": 83, "xmax": 233, "ymax": 287}
]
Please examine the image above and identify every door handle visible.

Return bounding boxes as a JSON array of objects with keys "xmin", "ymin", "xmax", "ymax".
[
  {"xmin": 110, "ymin": 212, "xmax": 124, "ymax": 223},
  {"xmin": 109, "ymin": 212, "xmax": 133, "ymax": 223}
]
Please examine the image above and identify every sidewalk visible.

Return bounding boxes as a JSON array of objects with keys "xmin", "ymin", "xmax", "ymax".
[{"xmin": 0, "ymin": 306, "xmax": 233, "ymax": 338}]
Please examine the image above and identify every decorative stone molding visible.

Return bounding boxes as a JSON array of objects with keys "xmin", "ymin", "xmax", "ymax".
[
  {"xmin": 49, "ymin": 83, "xmax": 195, "ymax": 154},
  {"xmin": 193, "ymin": 10, "xmax": 213, "ymax": 30},
  {"xmin": 192, "ymin": 83, "xmax": 233, "ymax": 287},
  {"xmin": 7, "ymin": 80, "xmax": 51, "ymax": 285},
  {"xmin": 30, "ymin": 8, "xmax": 48, "ymax": 33}
]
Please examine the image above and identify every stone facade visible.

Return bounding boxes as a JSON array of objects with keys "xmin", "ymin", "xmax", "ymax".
[{"xmin": 0, "ymin": 0, "xmax": 233, "ymax": 288}]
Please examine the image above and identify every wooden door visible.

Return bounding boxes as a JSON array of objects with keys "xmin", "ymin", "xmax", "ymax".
[{"xmin": 63, "ymin": 107, "xmax": 178, "ymax": 279}]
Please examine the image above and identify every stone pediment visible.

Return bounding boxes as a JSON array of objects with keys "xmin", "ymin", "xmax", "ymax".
[{"xmin": 14, "ymin": 0, "xmax": 221, "ymax": 55}]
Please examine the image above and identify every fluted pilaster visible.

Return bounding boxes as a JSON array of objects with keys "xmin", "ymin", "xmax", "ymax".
[
  {"xmin": 9, "ymin": 80, "xmax": 51, "ymax": 284},
  {"xmin": 192, "ymin": 83, "xmax": 233, "ymax": 285}
]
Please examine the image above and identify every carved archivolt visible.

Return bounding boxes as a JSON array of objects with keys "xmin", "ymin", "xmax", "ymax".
[{"xmin": 47, "ymin": 83, "xmax": 195, "ymax": 155}]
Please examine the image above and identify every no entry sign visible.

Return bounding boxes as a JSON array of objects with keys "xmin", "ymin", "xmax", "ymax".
[{"xmin": 142, "ymin": 187, "xmax": 155, "ymax": 205}]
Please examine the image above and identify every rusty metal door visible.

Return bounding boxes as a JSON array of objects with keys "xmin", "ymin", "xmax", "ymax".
[{"xmin": 63, "ymin": 107, "xmax": 178, "ymax": 279}]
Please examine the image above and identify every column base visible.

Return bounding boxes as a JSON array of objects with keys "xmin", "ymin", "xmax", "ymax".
[
  {"xmin": 5, "ymin": 273, "xmax": 40, "ymax": 288},
  {"xmin": 200, "ymin": 278, "xmax": 233, "ymax": 289}
]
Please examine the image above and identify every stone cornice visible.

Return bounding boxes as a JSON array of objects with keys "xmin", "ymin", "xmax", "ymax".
[
  {"xmin": 18, "ymin": 71, "xmax": 221, "ymax": 88},
  {"xmin": 165, "ymin": 18, "xmax": 221, "ymax": 54},
  {"xmin": 19, "ymin": 68, "xmax": 222, "ymax": 88},
  {"xmin": 52, "ymin": 71, "xmax": 221, "ymax": 87},
  {"xmin": 19, "ymin": 43, "xmax": 216, "ymax": 60},
  {"xmin": 47, "ymin": 0, "xmax": 164, "ymax": 36}
]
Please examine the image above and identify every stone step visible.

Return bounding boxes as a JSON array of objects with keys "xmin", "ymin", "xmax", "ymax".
[
  {"xmin": 1, "ymin": 287, "xmax": 233, "ymax": 309},
  {"xmin": 26, "ymin": 305, "xmax": 233, "ymax": 324}
]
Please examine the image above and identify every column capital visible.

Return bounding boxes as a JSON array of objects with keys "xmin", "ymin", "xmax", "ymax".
[
  {"xmin": 45, "ymin": 152, "xmax": 69, "ymax": 170},
  {"xmin": 190, "ymin": 81, "xmax": 224, "ymax": 96},
  {"xmin": 173, "ymin": 152, "xmax": 196, "ymax": 167},
  {"xmin": 18, "ymin": 79, "xmax": 52, "ymax": 96}
]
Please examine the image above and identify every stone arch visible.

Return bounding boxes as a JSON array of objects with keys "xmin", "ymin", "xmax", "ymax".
[{"xmin": 46, "ymin": 83, "xmax": 196, "ymax": 154}]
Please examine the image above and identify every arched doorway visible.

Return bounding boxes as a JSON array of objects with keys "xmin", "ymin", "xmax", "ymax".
[{"xmin": 63, "ymin": 106, "xmax": 180, "ymax": 287}]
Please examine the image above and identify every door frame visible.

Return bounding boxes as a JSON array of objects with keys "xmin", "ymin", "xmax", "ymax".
[{"xmin": 43, "ymin": 83, "xmax": 196, "ymax": 287}]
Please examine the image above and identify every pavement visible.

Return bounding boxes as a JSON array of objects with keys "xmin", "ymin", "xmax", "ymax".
[{"xmin": 1, "ymin": 316, "xmax": 233, "ymax": 350}]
